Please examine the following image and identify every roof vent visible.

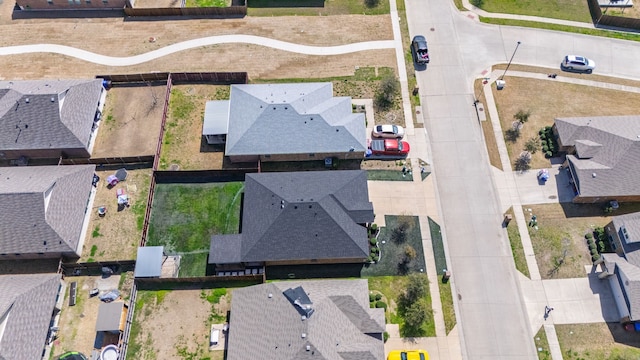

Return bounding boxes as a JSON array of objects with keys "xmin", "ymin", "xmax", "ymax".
[
  {"xmin": 306, "ymin": 345, "xmax": 311, "ymax": 351},
  {"xmin": 281, "ymin": 204, "xmax": 284, "ymax": 209},
  {"xmin": 301, "ymin": 333, "xmax": 306, "ymax": 339},
  {"xmin": 51, "ymin": 97, "xmax": 55, "ymax": 102},
  {"xmin": 592, "ymin": 173, "xmax": 597, "ymax": 178},
  {"xmin": 25, "ymin": 98, "xmax": 30, "ymax": 103},
  {"xmin": 268, "ymin": 293, "xmax": 273, "ymax": 298},
  {"xmin": 301, "ymin": 315, "xmax": 307, "ymax": 321}
]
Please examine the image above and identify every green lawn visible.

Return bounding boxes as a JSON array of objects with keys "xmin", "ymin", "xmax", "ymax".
[
  {"xmin": 505, "ymin": 207, "xmax": 530, "ymax": 278},
  {"xmin": 481, "ymin": 18, "xmax": 640, "ymax": 42},
  {"xmin": 147, "ymin": 182, "xmax": 243, "ymax": 277},
  {"xmin": 367, "ymin": 275, "xmax": 436, "ymax": 337},
  {"xmin": 186, "ymin": 0, "xmax": 228, "ymax": 6},
  {"xmin": 247, "ymin": 0, "xmax": 390, "ymax": 16},
  {"xmin": 428, "ymin": 217, "xmax": 456, "ymax": 334},
  {"xmin": 367, "ymin": 170, "xmax": 414, "ymax": 181},
  {"xmin": 475, "ymin": 0, "xmax": 591, "ymax": 23},
  {"xmin": 534, "ymin": 326, "xmax": 552, "ymax": 360}
]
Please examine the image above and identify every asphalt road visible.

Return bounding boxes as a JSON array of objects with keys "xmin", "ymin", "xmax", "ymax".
[{"xmin": 404, "ymin": 1, "xmax": 640, "ymax": 359}]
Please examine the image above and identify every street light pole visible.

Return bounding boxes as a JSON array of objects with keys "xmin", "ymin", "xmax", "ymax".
[{"xmin": 500, "ymin": 41, "xmax": 521, "ymax": 81}]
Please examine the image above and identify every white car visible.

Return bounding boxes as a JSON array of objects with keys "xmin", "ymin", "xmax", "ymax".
[
  {"xmin": 372, "ymin": 124, "xmax": 405, "ymax": 139},
  {"xmin": 561, "ymin": 55, "xmax": 595, "ymax": 73}
]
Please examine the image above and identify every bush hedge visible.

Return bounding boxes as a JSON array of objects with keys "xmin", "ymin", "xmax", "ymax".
[{"xmin": 375, "ymin": 301, "xmax": 387, "ymax": 309}]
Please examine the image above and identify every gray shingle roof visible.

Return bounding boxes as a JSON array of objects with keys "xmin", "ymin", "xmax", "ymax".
[
  {"xmin": 0, "ymin": 165, "xmax": 95, "ymax": 256},
  {"xmin": 555, "ymin": 116, "xmax": 640, "ymax": 198},
  {"xmin": 224, "ymin": 83, "xmax": 366, "ymax": 156},
  {"xmin": 209, "ymin": 170, "xmax": 374, "ymax": 264},
  {"xmin": 0, "ymin": 79, "xmax": 103, "ymax": 152},
  {"xmin": 0, "ymin": 273, "xmax": 61, "ymax": 360},
  {"xmin": 226, "ymin": 279, "xmax": 385, "ymax": 360}
]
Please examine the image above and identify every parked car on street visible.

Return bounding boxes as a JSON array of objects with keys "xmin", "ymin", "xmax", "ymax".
[
  {"xmin": 561, "ymin": 55, "xmax": 595, "ymax": 73},
  {"xmin": 372, "ymin": 124, "xmax": 405, "ymax": 139},
  {"xmin": 411, "ymin": 35, "xmax": 430, "ymax": 65},
  {"xmin": 388, "ymin": 349, "xmax": 429, "ymax": 360}
]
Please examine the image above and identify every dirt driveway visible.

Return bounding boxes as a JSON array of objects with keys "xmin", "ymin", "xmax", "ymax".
[{"xmin": 92, "ymin": 85, "xmax": 166, "ymax": 158}]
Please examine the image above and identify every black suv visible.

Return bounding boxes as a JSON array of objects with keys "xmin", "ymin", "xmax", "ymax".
[{"xmin": 411, "ymin": 35, "xmax": 430, "ymax": 65}]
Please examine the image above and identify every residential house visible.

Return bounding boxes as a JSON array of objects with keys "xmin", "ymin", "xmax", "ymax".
[
  {"xmin": 0, "ymin": 165, "xmax": 96, "ymax": 260},
  {"xmin": 0, "ymin": 79, "xmax": 106, "ymax": 161},
  {"xmin": 0, "ymin": 273, "xmax": 64, "ymax": 360},
  {"xmin": 601, "ymin": 211, "xmax": 640, "ymax": 323},
  {"xmin": 208, "ymin": 170, "xmax": 374, "ymax": 272},
  {"xmin": 554, "ymin": 116, "xmax": 640, "ymax": 203},
  {"xmin": 212, "ymin": 82, "xmax": 366, "ymax": 163},
  {"xmin": 226, "ymin": 279, "xmax": 385, "ymax": 360}
]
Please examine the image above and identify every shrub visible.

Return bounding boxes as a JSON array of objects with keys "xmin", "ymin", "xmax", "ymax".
[
  {"xmin": 383, "ymin": 332, "xmax": 389, "ymax": 343},
  {"xmin": 539, "ymin": 128, "xmax": 545, "ymax": 136},
  {"xmin": 470, "ymin": 0, "xmax": 483, "ymax": 6},
  {"xmin": 599, "ymin": 241, "xmax": 606, "ymax": 253},
  {"xmin": 372, "ymin": 255, "xmax": 379, "ymax": 262},
  {"xmin": 590, "ymin": 248, "xmax": 598, "ymax": 256},
  {"xmin": 375, "ymin": 293, "xmax": 383, "ymax": 301},
  {"xmin": 364, "ymin": 0, "xmax": 380, "ymax": 8},
  {"xmin": 587, "ymin": 238, "xmax": 595, "ymax": 246},
  {"xmin": 369, "ymin": 293, "xmax": 376, "ymax": 302},
  {"xmin": 592, "ymin": 253, "xmax": 601, "ymax": 262},
  {"xmin": 542, "ymin": 145, "xmax": 549, "ymax": 152},
  {"xmin": 514, "ymin": 109, "xmax": 532, "ymax": 124},
  {"xmin": 367, "ymin": 255, "xmax": 374, "ymax": 263},
  {"xmin": 371, "ymin": 247, "xmax": 379, "ymax": 254},
  {"xmin": 545, "ymin": 151, "xmax": 553, "ymax": 158},
  {"xmin": 589, "ymin": 243, "xmax": 597, "ymax": 251},
  {"xmin": 375, "ymin": 301, "xmax": 387, "ymax": 309},
  {"xmin": 370, "ymin": 238, "xmax": 378, "ymax": 246},
  {"xmin": 585, "ymin": 233, "xmax": 593, "ymax": 240},
  {"xmin": 374, "ymin": 75, "xmax": 399, "ymax": 110},
  {"xmin": 525, "ymin": 137, "xmax": 539, "ymax": 154}
]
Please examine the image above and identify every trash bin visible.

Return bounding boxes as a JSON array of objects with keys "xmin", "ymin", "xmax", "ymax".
[{"xmin": 496, "ymin": 79, "xmax": 506, "ymax": 90}]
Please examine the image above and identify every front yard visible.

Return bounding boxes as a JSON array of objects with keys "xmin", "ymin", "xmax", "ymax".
[
  {"xmin": 146, "ymin": 182, "xmax": 243, "ymax": 277},
  {"xmin": 556, "ymin": 323, "xmax": 640, "ymax": 359}
]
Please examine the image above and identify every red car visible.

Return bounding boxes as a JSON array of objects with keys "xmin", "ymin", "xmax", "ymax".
[{"xmin": 368, "ymin": 139, "xmax": 410, "ymax": 156}]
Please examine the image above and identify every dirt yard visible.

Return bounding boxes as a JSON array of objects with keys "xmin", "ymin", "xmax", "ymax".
[
  {"xmin": 128, "ymin": 289, "xmax": 230, "ymax": 360},
  {"xmin": 159, "ymin": 84, "xmax": 226, "ymax": 170},
  {"xmin": 53, "ymin": 274, "xmax": 134, "ymax": 358},
  {"xmin": 0, "ymin": 3, "xmax": 395, "ymax": 80},
  {"xmin": 81, "ymin": 168, "xmax": 152, "ymax": 262},
  {"xmin": 92, "ymin": 86, "xmax": 166, "ymax": 158},
  {"xmin": 556, "ymin": 323, "xmax": 640, "ymax": 359}
]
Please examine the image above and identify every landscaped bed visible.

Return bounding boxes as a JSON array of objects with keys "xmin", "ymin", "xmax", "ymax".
[
  {"xmin": 428, "ymin": 216, "xmax": 456, "ymax": 334},
  {"xmin": 146, "ymin": 182, "xmax": 243, "ymax": 277}
]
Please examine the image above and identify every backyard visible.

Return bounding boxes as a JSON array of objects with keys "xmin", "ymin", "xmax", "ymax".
[
  {"xmin": 247, "ymin": 0, "xmax": 391, "ymax": 16},
  {"xmin": 53, "ymin": 273, "xmax": 134, "ymax": 358},
  {"xmin": 81, "ymin": 168, "xmax": 152, "ymax": 262},
  {"xmin": 474, "ymin": 0, "xmax": 592, "ymax": 22},
  {"xmin": 126, "ymin": 289, "xmax": 229, "ymax": 360},
  {"xmin": 490, "ymin": 72, "xmax": 640, "ymax": 170},
  {"xmin": 146, "ymin": 182, "xmax": 243, "ymax": 277},
  {"xmin": 159, "ymin": 85, "xmax": 229, "ymax": 170},
  {"xmin": 92, "ymin": 85, "xmax": 165, "ymax": 159}
]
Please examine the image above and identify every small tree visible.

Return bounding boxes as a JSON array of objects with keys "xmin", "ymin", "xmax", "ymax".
[
  {"xmin": 514, "ymin": 109, "xmax": 531, "ymax": 124},
  {"xmin": 399, "ymin": 273, "xmax": 427, "ymax": 308},
  {"xmin": 514, "ymin": 151, "xmax": 532, "ymax": 171},
  {"xmin": 403, "ymin": 301, "xmax": 428, "ymax": 331},
  {"xmin": 375, "ymin": 75, "xmax": 400, "ymax": 110},
  {"xmin": 524, "ymin": 137, "xmax": 539, "ymax": 154}
]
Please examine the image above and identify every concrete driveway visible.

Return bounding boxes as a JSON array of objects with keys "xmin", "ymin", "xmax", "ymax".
[{"xmin": 512, "ymin": 164, "xmax": 575, "ymax": 205}]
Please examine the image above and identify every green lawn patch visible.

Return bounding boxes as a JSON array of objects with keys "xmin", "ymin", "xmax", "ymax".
[
  {"xmin": 186, "ymin": 0, "xmax": 227, "ymax": 6},
  {"xmin": 367, "ymin": 274, "xmax": 435, "ymax": 337},
  {"xmin": 247, "ymin": 0, "xmax": 390, "ymax": 16},
  {"xmin": 505, "ymin": 207, "xmax": 530, "ymax": 278},
  {"xmin": 147, "ymin": 182, "xmax": 243, "ymax": 277},
  {"xmin": 428, "ymin": 217, "xmax": 456, "ymax": 334},
  {"xmin": 475, "ymin": 0, "xmax": 591, "ymax": 22},
  {"xmin": 480, "ymin": 18, "xmax": 640, "ymax": 42},
  {"xmin": 534, "ymin": 326, "xmax": 552, "ymax": 360},
  {"xmin": 367, "ymin": 170, "xmax": 414, "ymax": 181},
  {"xmin": 361, "ymin": 215, "xmax": 426, "ymax": 277}
]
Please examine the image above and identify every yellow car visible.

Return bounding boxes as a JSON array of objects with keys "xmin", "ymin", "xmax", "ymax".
[{"xmin": 387, "ymin": 349, "xmax": 429, "ymax": 360}]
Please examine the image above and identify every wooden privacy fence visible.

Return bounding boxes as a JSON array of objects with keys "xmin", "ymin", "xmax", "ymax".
[
  {"xmin": 587, "ymin": 0, "xmax": 640, "ymax": 30},
  {"xmin": 123, "ymin": 5, "xmax": 246, "ymax": 17},
  {"xmin": 61, "ymin": 155, "xmax": 154, "ymax": 165}
]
